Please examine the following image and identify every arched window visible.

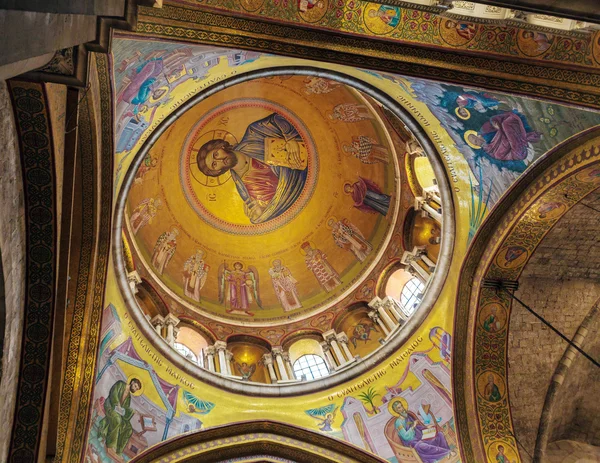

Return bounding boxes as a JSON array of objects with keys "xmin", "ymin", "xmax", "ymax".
[
  {"xmin": 174, "ymin": 342, "xmax": 198, "ymax": 363},
  {"xmin": 400, "ymin": 277, "xmax": 424, "ymax": 317},
  {"xmin": 293, "ymin": 354, "xmax": 329, "ymax": 381}
]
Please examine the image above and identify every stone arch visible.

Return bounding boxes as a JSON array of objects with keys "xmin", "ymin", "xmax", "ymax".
[
  {"xmin": 130, "ymin": 420, "xmax": 387, "ymax": 463},
  {"xmin": 452, "ymin": 127, "xmax": 600, "ymax": 462}
]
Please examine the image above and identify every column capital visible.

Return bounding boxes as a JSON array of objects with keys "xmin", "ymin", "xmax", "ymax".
[
  {"xmin": 281, "ymin": 351, "xmax": 291, "ymax": 362},
  {"xmin": 320, "ymin": 341, "xmax": 331, "ymax": 352},
  {"xmin": 164, "ymin": 313, "xmax": 180, "ymax": 327},
  {"xmin": 368, "ymin": 310, "xmax": 380, "ymax": 322},
  {"xmin": 205, "ymin": 346, "xmax": 216, "ymax": 355},
  {"xmin": 322, "ymin": 329, "xmax": 337, "ymax": 342},
  {"xmin": 336, "ymin": 332, "xmax": 350, "ymax": 344},
  {"xmin": 214, "ymin": 340, "xmax": 227, "ymax": 351},
  {"xmin": 262, "ymin": 353, "xmax": 274, "ymax": 366},
  {"xmin": 225, "ymin": 350, "xmax": 234, "ymax": 361},
  {"xmin": 271, "ymin": 346, "xmax": 284, "ymax": 356},
  {"xmin": 368, "ymin": 296, "xmax": 384, "ymax": 311},
  {"xmin": 150, "ymin": 315, "xmax": 165, "ymax": 327}
]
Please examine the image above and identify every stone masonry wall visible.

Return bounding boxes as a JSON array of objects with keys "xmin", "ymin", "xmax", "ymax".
[
  {"xmin": 0, "ymin": 81, "xmax": 27, "ymax": 461},
  {"xmin": 508, "ymin": 188, "xmax": 600, "ymax": 461}
]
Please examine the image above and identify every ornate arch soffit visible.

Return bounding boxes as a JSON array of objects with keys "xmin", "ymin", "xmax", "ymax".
[
  {"xmin": 6, "ymin": 81, "xmax": 58, "ymax": 461},
  {"xmin": 131, "ymin": 420, "xmax": 387, "ymax": 463},
  {"xmin": 113, "ymin": 66, "xmax": 456, "ymax": 397},
  {"xmin": 452, "ymin": 126, "xmax": 600, "ymax": 463}
]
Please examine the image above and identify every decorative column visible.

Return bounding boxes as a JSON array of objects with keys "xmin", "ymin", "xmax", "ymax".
[
  {"xmin": 414, "ymin": 196, "xmax": 442, "ymax": 225},
  {"xmin": 368, "ymin": 296, "xmax": 397, "ymax": 333},
  {"xmin": 164, "ymin": 314, "xmax": 180, "ymax": 347},
  {"xmin": 323, "ymin": 330, "xmax": 348, "ymax": 366},
  {"xmin": 272, "ymin": 347, "xmax": 289, "ymax": 381},
  {"xmin": 336, "ymin": 333, "xmax": 355, "ymax": 361},
  {"xmin": 401, "ymin": 247, "xmax": 432, "ymax": 284},
  {"xmin": 205, "ymin": 346, "xmax": 216, "ymax": 372},
  {"xmin": 282, "ymin": 351, "xmax": 295, "ymax": 380},
  {"xmin": 262, "ymin": 353, "xmax": 278, "ymax": 383},
  {"xmin": 150, "ymin": 315, "xmax": 165, "ymax": 337},
  {"xmin": 423, "ymin": 185, "xmax": 442, "ymax": 207},
  {"xmin": 320, "ymin": 341, "xmax": 337, "ymax": 370},
  {"xmin": 225, "ymin": 350, "xmax": 234, "ymax": 376},
  {"xmin": 214, "ymin": 341, "xmax": 228, "ymax": 375},
  {"xmin": 127, "ymin": 270, "xmax": 142, "ymax": 294},
  {"xmin": 382, "ymin": 296, "xmax": 407, "ymax": 323},
  {"xmin": 368, "ymin": 310, "xmax": 390, "ymax": 336}
]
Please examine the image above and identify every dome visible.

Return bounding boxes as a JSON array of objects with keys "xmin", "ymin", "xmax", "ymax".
[
  {"xmin": 125, "ymin": 75, "xmax": 401, "ymax": 326},
  {"xmin": 117, "ymin": 71, "xmax": 448, "ymax": 390}
]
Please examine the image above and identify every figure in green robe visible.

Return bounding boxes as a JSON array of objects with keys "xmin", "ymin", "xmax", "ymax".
[
  {"xmin": 484, "ymin": 374, "xmax": 502, "ymax": 402},
  {"xmin": 98, "ymin": 378, "xmax": 142, "ymax": 454}
]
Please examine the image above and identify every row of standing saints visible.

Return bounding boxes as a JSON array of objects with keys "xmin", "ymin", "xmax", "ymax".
[{"xmin": 129, "ymin": 206, "xmax": 389, "ymax": 316}]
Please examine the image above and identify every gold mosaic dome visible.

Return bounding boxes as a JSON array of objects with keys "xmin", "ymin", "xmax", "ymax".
[{"xmin": 125, "ymin": 75, "xmax": 401, "ymax": 325}]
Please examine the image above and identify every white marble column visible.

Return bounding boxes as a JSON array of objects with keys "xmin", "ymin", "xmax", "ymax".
[
  {"xmin": 225, "ymin": 350, "xmax": 233, "ymax": 376},
  {"xmin": 272, "ymin": 347, "xmax": 289, "ymax": 381},
  {"xmin": 164, "ymin": 313, "xmax": 180, "ymax": 347},
  {"xmin": 369, "ymin": 310, "xmax": 390, "ymax": 336},
  {"xmin": 320, "ymin": 341, "xmax": 337, "ymax": 370},
  {"xmin": 127, "ymin": 270, "xmax": 142, "ymax": 294},
  {"xmin": 214, "ymin": 341, "xmax": 228, "ymax": 375},
  {"xmin": 382, "ymin": 296, "xmax": 407, "ymax": 323},
  {"xmin": 401, "ymin": 248, "xmax": 431, "ymax": 284},
  {"xmin": 323, "ymin": 330, "xmax": 347, "ymax": 366},
  {"xmin": 205, "ymin": 346, "xmax": 216, "ymax": 372},
  {"xmin": 150, "ymin": 315, "xmax": 165, "ymax": 337},
  {"xmin": 368, "ymin": 296, "xmax": 397, "ymax": 333},
  {"xmin": 336, "ymin": 333, "xmax": 354, "ymax": 361},
  {"xmin": 282, "ymin": 352, "xmax": 295, "ymax": 380},
  {"xmin": 262, "ymin": 353, "xmax": 278, "ymax": 383},
  {"xmin": 415, "ymin": 196, "xmax": 442, "ymax": 225}
]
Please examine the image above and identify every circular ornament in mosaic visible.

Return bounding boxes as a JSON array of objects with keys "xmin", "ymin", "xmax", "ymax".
[
  {"xmin": 476, "ymin": 370, "xmax": 505, "ymax": 403},
  {"xmin": 298, "ymin": 0, "xmax": 329, "ymax": 23},
  {"xmin": 575, "ymin": 164, "xmax": 600, "ymax": 183},
  {"xmin": 495, "ymin": 245, "xmax": 528, "ymax": 270},
  {"xmin": 239, "ymin": 0, "xmax": 265, "ymax": 13},
  {"xmin": 478, "ymin": 302, "xmax": 507, "ymax": 333},
  {"xmin": 439, "ymin": 18, "xmax": 477, "ymax": 46},
  {"xmin": 180, "ymin": 98, "xmax": 318, "ymax": 235},
  {"xmin": 592, "ymin": 32, "xmax": 600, "ymax": 65},
  {"xmin": 516, "ymin": 30, "xmax": 554, "ymax": 57},
  {"xmin": 535, "ymin": 200, "xmax": 566, "ymax": 221},
  {"xmin": 486, "ymin": 442, "xmax": 519, "ymax": 463},
  {"xmin": 363, "ymin": 4, "xmax": 401, "ymax": 36}
]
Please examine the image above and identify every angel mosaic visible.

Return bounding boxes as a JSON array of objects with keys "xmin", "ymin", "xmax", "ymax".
[
  {"xmin": 305, "ymin": 404, "xmax": 338, "ymax": 432},
  {"xmin": 183, "ymin": 249, "xmax": 209, "ymax": 302},
  {"xmin": 218, "ymin": 261, "xmax": 262, "ymax": 316},
  {"xmin": 151, "ymin": 228, "xmax": 178, "ymax": 275},
  {"xmin": 349, "ymin": 319, "xmax": 379, "ymax": 348},
  {"xmin": 268, "ymin": 259, "xmax": 302, "ymax": 312},
  {"xmin": 234, "ymin": 361, "xmax": 257, "ymax": 381},
  {"xmin": 328, "ymin": 217, "xmax": 373, "ymax": 263},
  {"xmin": 129, "ymin": 197, "xmax": 162, "ymax": 234}
]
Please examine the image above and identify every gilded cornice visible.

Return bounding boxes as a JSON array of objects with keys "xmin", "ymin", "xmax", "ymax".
[{"xmin": 136, "ymin": 4, "xmax": 600, "ymax": 109}]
